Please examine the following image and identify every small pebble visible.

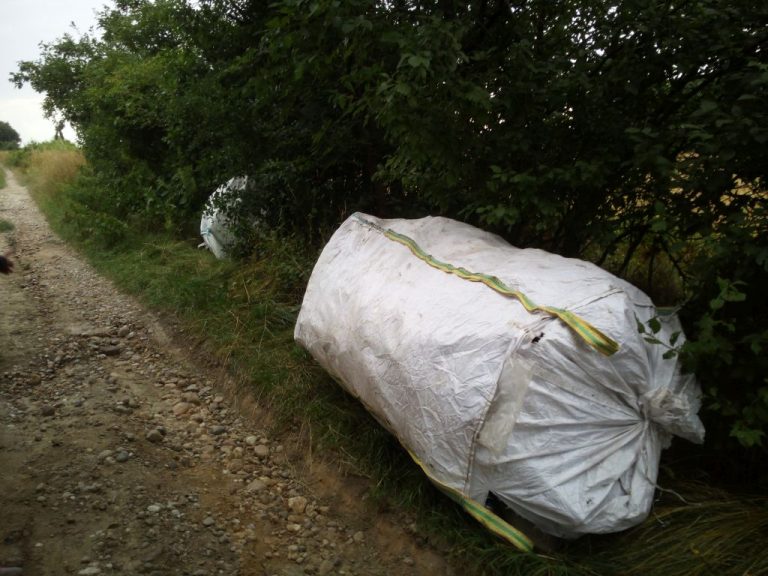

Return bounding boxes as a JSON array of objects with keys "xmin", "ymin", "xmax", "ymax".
[{"xmin": 146, "ymin": 429, "xmax": 163, "ymax": 443}]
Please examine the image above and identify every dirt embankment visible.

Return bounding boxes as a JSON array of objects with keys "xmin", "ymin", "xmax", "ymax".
[{"xmin": 0, "ymin": 169, "xmax": 452, "ymax": 576}]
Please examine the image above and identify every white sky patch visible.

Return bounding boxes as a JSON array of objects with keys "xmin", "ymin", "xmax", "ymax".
[
  {"xmin": 0, "ymin": 95, "xmax": 78, "ymax": 143},
  {"xmin": 1, "ymin": 0, "xmax": 107, "ymax": 144}
]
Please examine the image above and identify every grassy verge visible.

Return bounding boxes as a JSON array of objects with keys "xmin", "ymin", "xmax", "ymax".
[
  {"xmin": 3, "ymin": 140, "xmax": 84, "ymax": 194},
  {"xmin": 1, "ymin": 154, "xmax": 13, "ymax": 236},
  {"xmin": 5, "ymin": 145, "xmax": 767, "ymax": 576}
]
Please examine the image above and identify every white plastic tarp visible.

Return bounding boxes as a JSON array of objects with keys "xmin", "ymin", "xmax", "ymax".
[
  {"xmin": 294, "ymin": 213, "xmax": 704, "ymax": 540},
  {"xmin": 200, "ymin": 177, "xmax": 246, "ymax": 259}
]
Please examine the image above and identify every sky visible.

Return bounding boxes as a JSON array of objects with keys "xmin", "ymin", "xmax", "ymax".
[{"xmin": 0, "ymin": 0, "xmax": 107, "ymax": 144}]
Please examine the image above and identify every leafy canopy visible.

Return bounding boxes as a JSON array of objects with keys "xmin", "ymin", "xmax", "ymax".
[
  {"xmin": 11, "ymin": 0, "xmax": 768, "ymax": 463},
  {"xmin": 0, "ymin": 120, "xmax": 21, "ymax": 150}
]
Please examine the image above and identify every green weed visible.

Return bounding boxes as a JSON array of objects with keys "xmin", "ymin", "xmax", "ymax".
[{"xmin": 13, "ymin": 148, "xmax": 768, "ymax": 576}]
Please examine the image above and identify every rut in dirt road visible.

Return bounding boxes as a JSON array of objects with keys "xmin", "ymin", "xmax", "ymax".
[{"xmin": 0, "ymin": 169, "xmax": 452, "ymax": 576}]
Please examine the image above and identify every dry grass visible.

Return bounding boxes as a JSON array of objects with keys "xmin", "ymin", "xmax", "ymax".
[
  {"xmin": 2, "ymin": 141, "xmax": 85, "ymax": 196},
  {"xmin": 582, "ymin": 482, "xmax": 768, "ymax": 576},
  {"xmin": 23, "ymin": 148, "xmax": 85, "ymax": 196}
]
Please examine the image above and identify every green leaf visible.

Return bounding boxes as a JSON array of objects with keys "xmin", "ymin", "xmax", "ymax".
[
  {"xmin": 697, "ymin": 99, "xmax": 719, "ymax": 114},
  {"xmin": 394, "ymin": 82, "xmax": 411, "ymax": 96},
  {"xmin": 407, "ymin": 54, "xmax": 430, "ymax": 69},
  {"xmin": 650, "ymin": 218, "xmax": 667, "ymax": 233},
  {"xmin": 293, "ymin": 61, "xmax": 305, "ymax": 81},
  {"xmin": 730, "ymin": 422, "xmax": 765, "ymax": 448},
  {"xmin": 648, "ymin": 317, "xmax": 661, "ymax": 334}
]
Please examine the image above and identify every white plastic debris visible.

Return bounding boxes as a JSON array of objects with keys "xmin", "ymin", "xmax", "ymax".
[
  {"xmin": 199, "ymin": 177, "xmax": 247, "ymax": 259},
  {"xmin": 295, "ymin": 213, "xmax": 704, "ymax": 540}
]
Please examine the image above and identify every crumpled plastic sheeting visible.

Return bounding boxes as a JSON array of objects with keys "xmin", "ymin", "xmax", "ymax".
[
  {"xmin": 294, "ymin": 213, "xmax": 704, "ymax": 538},
  {"xmin": 199, "ymin": 177, "xmax": 247, "ymax": 259}
]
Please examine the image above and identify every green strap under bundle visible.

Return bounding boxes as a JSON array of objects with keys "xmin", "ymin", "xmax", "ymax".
[
  {"xmin": 355, "ymin": 215, "xmax": 619, "ymax": 357},
  {"xmin": 406, "ymin": 448, "xmax": 535, "ymax": 552}
]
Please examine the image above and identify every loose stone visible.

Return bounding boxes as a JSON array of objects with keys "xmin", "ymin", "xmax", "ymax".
[
  {"xmin": 173, "ymin": 402, "xmax": 192, "ymax": 416},
  {"xmin": 288, "ymin": 496, "xmax": 308, "ymax": 515},
  {"xmin": 146, "ymin": 429, "xmax": 164, "ymax": 443},
  {"xmin": 318, "ymin": 559, "xmax": 336, "ymax": 576},
  {"xmin": 245, "ymin": 479, "xmax": 266, "ymax": 493}
]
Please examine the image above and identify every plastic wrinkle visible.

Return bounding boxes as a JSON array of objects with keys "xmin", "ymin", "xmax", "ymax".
[
  {"xmin": 199, "ymin": 177, "xmax": 247, "ymax": 259},
  {"xmin": 294, "ymin": 213, "xmax": 705, "ymax": 539}
]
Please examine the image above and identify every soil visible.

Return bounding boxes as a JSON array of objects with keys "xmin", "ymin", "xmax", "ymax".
[{"xmin": 0, "ymin": 169, "xmax": 454, "ymax": 576}]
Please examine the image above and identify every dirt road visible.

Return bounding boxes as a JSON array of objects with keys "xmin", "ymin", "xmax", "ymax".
[{"xmin": 0, "ymin": 170, "xmax": 452, "ymax": 576}]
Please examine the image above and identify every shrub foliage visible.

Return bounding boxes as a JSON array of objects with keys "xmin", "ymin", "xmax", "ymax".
[
  {"xmin": 0, "ymin": 120, "xmax": 21, "ymax": 150},
  {"xmin": 12, "ymin": 0, "xmax": 768, "ymax": 465}
]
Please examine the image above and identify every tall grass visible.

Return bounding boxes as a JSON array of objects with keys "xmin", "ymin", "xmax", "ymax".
[
  {"xmin": 587, "ymin": 484, "xmax": 768, "ymax": 576},
  {"xmin": 5, "ymin": 140, "xmax": 85, "ymax": 197},
  {"xmin": 1, "ymin": 154, "xmax": 14, "ymax": 236},
  {"xmin": 8, "ymin": 145, "xmax": 768, "ymax": 576},
  {"xmin": 0, "ymin": 159, "xmax": 11, "ymax": 231}
]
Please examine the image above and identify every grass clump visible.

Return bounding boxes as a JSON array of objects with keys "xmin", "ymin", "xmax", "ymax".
[
  {"xmin": 11, "ymin": 147, "xmax": 768, "ymax": 576},
  {"xmin": 5, "ymin": 140, "xmax": 85, "ymax": 198},
  {"xmin": 577, "ymin": 482, "xmax": 768, "ymax": 576},
  {"xmin": 2, "ymin": 156, "xmax": 14, "ymax": 234}
]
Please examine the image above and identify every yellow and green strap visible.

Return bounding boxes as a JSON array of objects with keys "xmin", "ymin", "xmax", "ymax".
[
  {"xmin": 406, "ymin": 448, "xmax": 535, "ymax": 552},
  {"xmin": 338, "ymin": 372, "xmax": 535, "ymax": 550},
  {"xmin": 356, "ymin": 216, "xmax": 619, "ymax": 357}
]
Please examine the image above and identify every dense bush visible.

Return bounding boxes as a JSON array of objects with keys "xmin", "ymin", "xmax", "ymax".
[
  {"xmin": 0, "ymin": 121, "xmax": 21, "ymax": 150},
  {"xmin": 13, "ymin": 0, "xmax": 768, "ymax": 468}
]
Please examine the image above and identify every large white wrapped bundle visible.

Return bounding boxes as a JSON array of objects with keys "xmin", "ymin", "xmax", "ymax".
[
  {"xmin": 294, "ymin": 213, "xmax": 704, "ymax": 543},
  {"xmin": 200, "ymin": 177, "xmax": 248, "ymax": 259}
]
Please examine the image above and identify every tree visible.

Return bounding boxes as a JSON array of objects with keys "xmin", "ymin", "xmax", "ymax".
[
  {"xmin": 0, "ymin": 120, "xmax": 21, "ymax": 150},
  {"xmin": 11, "ymin": 0, "xmax": 768, "ymax": 462}
]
